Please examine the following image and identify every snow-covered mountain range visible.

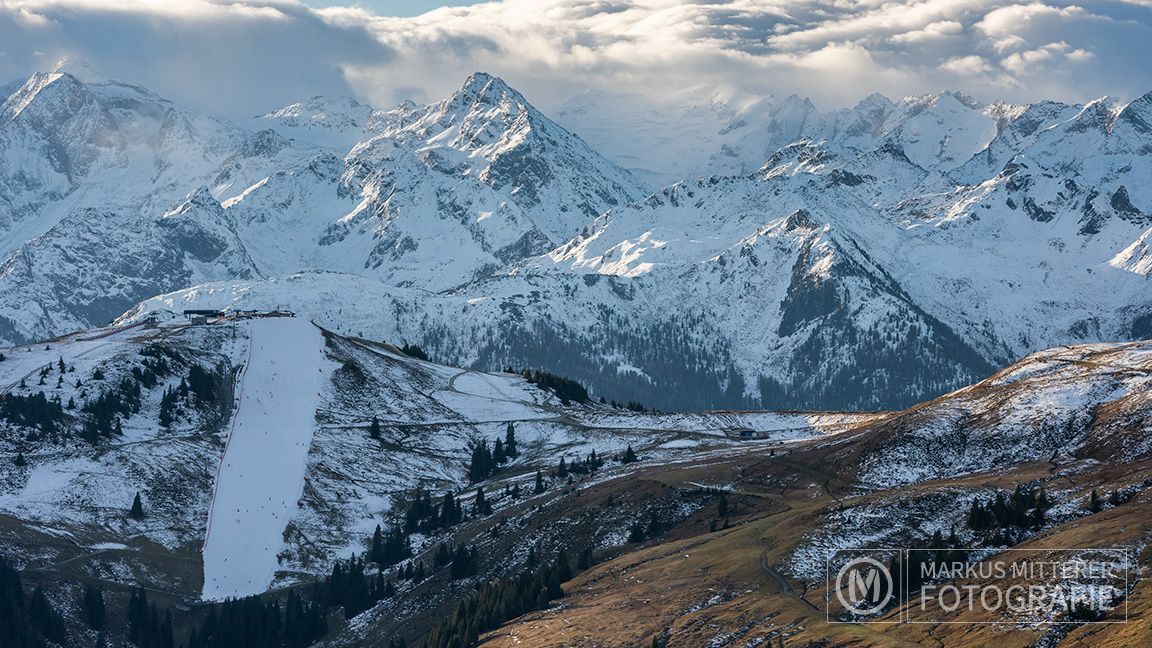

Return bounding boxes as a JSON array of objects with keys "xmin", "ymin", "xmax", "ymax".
[{"xmin": 2, "ymin": 69, "xmax": 1150, "ymax": 410}]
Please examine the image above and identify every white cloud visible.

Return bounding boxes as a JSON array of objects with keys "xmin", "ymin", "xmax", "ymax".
[
  {"xmin": 974, "ymin": 3, "xmax": 1086, "ymax": 38},
  {"xmin": 941, "ymin": 54, "xmax": 993, "ymax": 75},
  {"xmin": 0, "ymin": 0, "xmax": 1150, "ymax": 117},
  {"xmin": 990, "ymin": 34, "xmax": 1029, "ymax": 53},
  {"xmin": 0, "ymin": 0, "xmax": 395, "ymax": 116},
  {"xmin": 889, "ymin": 20, "xmax": 965, "ymax": 44},
  {"xmin": 1066, "ymin": 48, "xmax": 1095, "ymax": 62},
  {"xmin": 1001, "ymin": 41, "xmax": 1068, "ymax": 74}
]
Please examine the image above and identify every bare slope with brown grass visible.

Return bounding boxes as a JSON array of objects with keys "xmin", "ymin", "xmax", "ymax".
[{"xmin": 426, "ymin": 342, "xmax": 1152, "ymax": 647}]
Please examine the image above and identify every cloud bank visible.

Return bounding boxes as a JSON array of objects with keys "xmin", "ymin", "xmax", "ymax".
[{"xmin": 1, "ymin": 0, "xmax": 1150, "ymax": 116}]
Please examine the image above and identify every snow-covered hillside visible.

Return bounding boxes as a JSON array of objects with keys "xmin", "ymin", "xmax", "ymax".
[
  {"xmin": 0, "ymin": 316, "xmax": 848, "ymax": 599},
  {"xmin": 2, "ymin": 69, "xmax": 1151, "ymax": 411},
  {"xmin": 855, "ymin": 340, "xmax": 1152, "ymax": 486}
]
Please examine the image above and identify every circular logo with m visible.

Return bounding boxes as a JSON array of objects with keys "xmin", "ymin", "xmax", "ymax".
[{"xmin": 835, "ymin": 557, "xmax": 894, "ymax": 616}]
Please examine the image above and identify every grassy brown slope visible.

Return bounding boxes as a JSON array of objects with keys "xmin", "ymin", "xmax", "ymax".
[
  {"xmin": 338, "ymin": 341, "xmax": 1152, "ymax": 647},
  {"xmin": 470, "ymin": 433, "xmax": 1152, "ymax": 648}
]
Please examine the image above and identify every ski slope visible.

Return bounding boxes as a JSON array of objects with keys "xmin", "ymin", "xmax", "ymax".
[{"xmin": 201, "ymin": 317, "xmax": 333, "ymax": 600}]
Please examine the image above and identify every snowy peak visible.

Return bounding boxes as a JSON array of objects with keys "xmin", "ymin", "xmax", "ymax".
[
  {"xmin": 836, "ymin": 92, "xmax": 895, "ymax": 138},
  {"xmin": 340, "ymin": 71, "xmax": 648, "ymax": 241},
  {"xmin": 1, "ymin": 71, "xmax": 105, "ymax": 128},
  {"xmin": 407, "ymin": 71, "xmax": 547, "ymax": 156},
  {"xmin": 1069, "ymin": 96, "xmax": 1119, "ymax": 133},
  {"xmin": 447, "ymin": 71, "xmax": 525, "ymax": 111},
  {"xmin": 945, "ymin": 89, "xmax": 985, "ymax": 110},
  {"xmin": 0, "ymin": 71, "xmax": 124, "ymax": 208},
  {"xmin": 1114, "ymin": 90, "xmax": 1152, "ymax": 137},
  {"xmin": 877, "ymin": 90, "xmax": 999, "ymax": 171},
  {"xmin": 855, "ymin": 92, "xmax": 895, "ymax": 113},
  {"xmin": 260, "ymin": 95, "xmax": 376, "ymax": 132}
]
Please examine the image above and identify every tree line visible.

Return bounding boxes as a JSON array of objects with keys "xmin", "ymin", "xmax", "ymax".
[
  {"xmin": 419, "ymin": 551, "xmax": 575, "ymax": 648},
  {"xmin": 467, "ymin": 424, "xmax": 519, "ymax": 483},
  {"xmin": 511, "ymin": 369, "xmax": 589, "ymax": 405},
  {"xmin": 0, "ymin": 557, "xmax": 66, "ymax": 647}
]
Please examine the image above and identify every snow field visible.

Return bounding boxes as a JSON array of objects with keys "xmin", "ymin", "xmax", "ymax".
[{"xmin": 201, "ymin": 318, "xmax": 334, "ymax": 600}]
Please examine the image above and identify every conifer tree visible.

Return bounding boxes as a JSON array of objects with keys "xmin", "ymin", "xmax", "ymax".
[
  {"xmin": 28, "ymin": 587, "xmax": 65, "ymax": 644},
  {"xmin": 130, "ymin": 491, "xmax": 145, "ymax": 519},
  {"xmin": 534, "ymin": 470, "xmax": 545, "ymax": 494},
  {"xmin": 449, "ymin": 544, "xmax": 478, "ymax": 580},
  {"xmin": 438, "ymin": 491, "xmax": 463, "ymax": 528},
  {"xmin": 1089, "ymin": 489, "xmax": 1102, "ymax": 513},
  {"xmin": 370, "ymin": 525, "xmax": 384, "ymax": 565},
  {"xmin": 370, "ymin": 417, "xmax": 381, "ymax": 440},
  {"xmin": 434, "ymin": 542, "xmax": 452, "ymax": 567},
  {"xmin": 493, "ymin": 438, "xmax": 507, "ymax": 465},
  {"xmin": 469, "ymin": 440, "xmax": 495, "ymax": 483},
  {"xmin": 647, "ymin": 511, "xmax": 661, "ymax": 537},
  {"xmin": 474, "ymin": 487, "xmax": 492, "ymax": 516},
  {"xmin": 505, "ymin": 422, "xmax": 518, "ymax": 458},
  {"xmin": 82, "ymin": 585, "xmax": 106, "ymax": 631}
]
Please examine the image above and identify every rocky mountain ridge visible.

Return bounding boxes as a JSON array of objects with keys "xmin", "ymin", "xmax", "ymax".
[{"xmin": 1, "ymin": 70, "xmax": 1150, "ymax": 410}]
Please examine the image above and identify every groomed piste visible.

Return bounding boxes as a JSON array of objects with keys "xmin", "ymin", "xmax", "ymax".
[{"xmin": 201, "ymin": 317, "xmax": 332, "ymax": 600}]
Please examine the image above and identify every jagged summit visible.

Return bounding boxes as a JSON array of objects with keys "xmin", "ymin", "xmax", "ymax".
[
  {"xmin": 1115, "ymin": 90, "xmax": 1152, "ymax": 135},
  {"xmin": 416, "ymin": 71, "xmax": 541, "ymax": 142},
  {"xmin": 900, "ymin": 89, "xmax": 985, "ymax": 110},
  {"xmin": 450, "ymin": 71, "xmax": 523, "ymax": 106},
  {"xmin": 854, "ymin": 91, "xmax": 894, "ymax": 109},
  {"xmin": 1, "ymin": 71, "xmax": 96, "ymax": 124},
  {"xmin": 259, "ymin": 94, "xmax": 376, "ymax": 130}
]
